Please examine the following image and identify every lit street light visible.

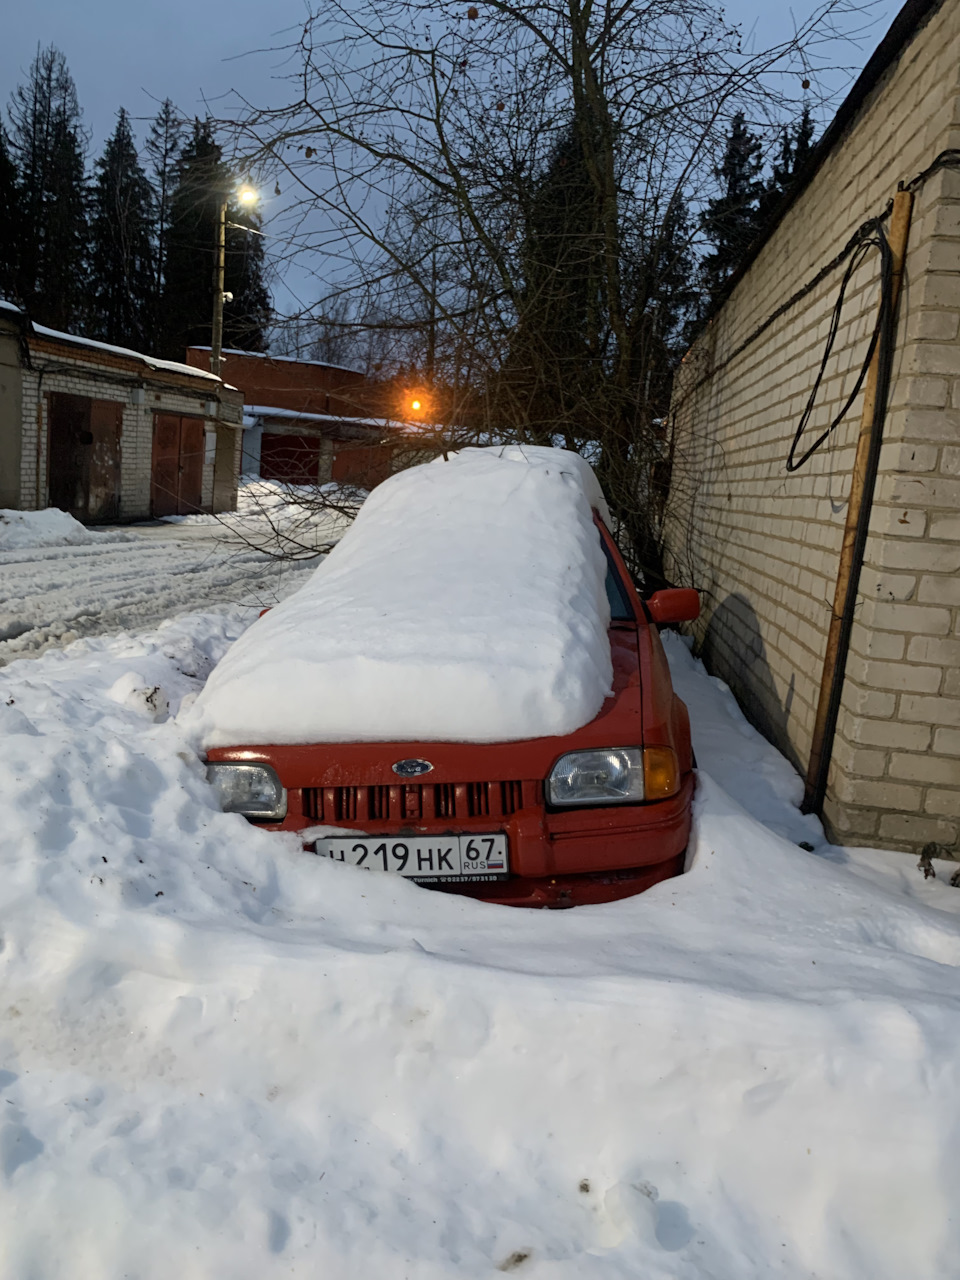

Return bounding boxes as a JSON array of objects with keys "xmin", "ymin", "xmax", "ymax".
[{"xmin": 210, "ymin": 183, "xmax": 259, "ymax": 377}]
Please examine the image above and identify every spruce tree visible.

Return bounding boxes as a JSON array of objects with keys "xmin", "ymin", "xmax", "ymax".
[
  {"xmin": 224, "ymin": 202, "xmax": 270, "ymax": 352},
  {"xmin": 700, "ymin": 112, "xmax": 765, "ymax": 309},
  {"xmin": 88, "ymin": 108, "xmax": 156, "ymax": 349},
  {"xmin": 0, "ymin": 128, "xmax": 20, "ymax": 302},
  {"xmin": 160, "ymin": 118, "xmax": 227, "ymax": 360},
  {"xmin": 144, "ymin": 99, "xmax": 184, "ymax": 350},
  {"xmin": 161, "ymin": 118, "xmax": 270, "ymax": 361},
  {"xmin": 636, "ymin": 196, "xmax": 699, "ymax": 395},
  {"xmin": 760, "ymin": 105, "xmax": 816, "ymax": 221},
  {"xmin": 7, "ymin": 45, "xmax": 89, "ymax": 330},
  {"xmin": 503, "ymin": 121, "xmax": 603, "ymax": 438}
]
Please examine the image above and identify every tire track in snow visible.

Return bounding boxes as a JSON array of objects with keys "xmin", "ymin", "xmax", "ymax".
[{"xmin": 0, "ymin": 531, "xmax": 316, "ymax": 664}]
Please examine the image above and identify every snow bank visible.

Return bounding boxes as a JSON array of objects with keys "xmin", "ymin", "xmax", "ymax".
[
  {"xmin": 185, "ymin": 446, "xmax": 614, "ymax": 746},
  {"xmin": 1, "ymin": 610, "xmax": 960, "ymax": 1277},
  {"xmin": 161, "ymin": 475, "xmax": 359, "ymax": 525},
  {"xmin": 0, "ymin": 507, "xmax": 130, "ymax": 550}
]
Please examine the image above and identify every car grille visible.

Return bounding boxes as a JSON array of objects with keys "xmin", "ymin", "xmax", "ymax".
[{"xmin": 301, "ymin": 780, "xmax": 532, "ymax": 824}]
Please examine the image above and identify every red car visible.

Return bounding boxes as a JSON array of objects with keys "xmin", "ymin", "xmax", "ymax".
[{"xmin": 202, "ymin": 452, "xmax": 698, "ymax": 908}]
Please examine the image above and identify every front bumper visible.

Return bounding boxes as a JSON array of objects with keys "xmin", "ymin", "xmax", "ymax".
[{"xmin": 291, "ymin": 771, "xmax": 694, "ymax": 907}]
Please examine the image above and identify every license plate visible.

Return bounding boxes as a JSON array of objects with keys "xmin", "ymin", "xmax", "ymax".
[{"xmin": 313, "ymin": 834, "xmax": 509, "ymax": 882}]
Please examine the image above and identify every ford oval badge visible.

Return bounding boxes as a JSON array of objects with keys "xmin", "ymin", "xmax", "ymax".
[{"xmin": 392, "ymin": 758, "xmax": 434, "ymax": 777}]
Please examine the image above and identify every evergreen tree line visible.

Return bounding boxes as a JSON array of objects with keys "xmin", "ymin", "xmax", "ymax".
[
  {"xmin": 487, "ymin": 103, "xmax": 816, "ymax": 449},
  {"xmin": 0, "ymin": 45, "xmax": 270, "ymax": 362},
  {"xmin": 701, "ymin": 107, "xmax": 816, "ymax": 313}
]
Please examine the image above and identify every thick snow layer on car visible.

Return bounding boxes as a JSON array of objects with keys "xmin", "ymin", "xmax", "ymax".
[
  {"xmin": 185, "ymin": 446, "xmax": 615, "ymax": 746},
  {"xmin": 0, "ymin": 507, "xmax": 131, "ymax": 550},
  {"xmin": 1, "ymin": 614, "xmax": 959, "ymax": 1278}
]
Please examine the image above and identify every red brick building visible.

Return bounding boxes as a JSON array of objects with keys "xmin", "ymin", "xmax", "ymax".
[{"xmin": 184, "ymin": 348, "xmax": 396, "ymax": 486}]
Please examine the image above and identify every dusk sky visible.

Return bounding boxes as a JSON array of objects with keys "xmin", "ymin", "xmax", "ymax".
[
  {"xmin": 3, "ymin": 0, "xmax": 896, "ymax": 150},
  {"xmin": 1, "ymin": 0, "xmax": 897, "ymax": 314}
]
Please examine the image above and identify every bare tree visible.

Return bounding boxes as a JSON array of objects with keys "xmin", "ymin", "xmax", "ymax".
[{"xmin": 231, "ymin": 0, "xmax": 866, "ymax": 581}]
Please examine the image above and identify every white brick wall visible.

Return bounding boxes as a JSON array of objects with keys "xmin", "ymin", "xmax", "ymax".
[
  {"xmin": 664, "ymin": 1, "xmax": 960, "ymax": 855},
  {"xmin": 21, "ymin": 345, "xmax": 227, "ymax": 521}
]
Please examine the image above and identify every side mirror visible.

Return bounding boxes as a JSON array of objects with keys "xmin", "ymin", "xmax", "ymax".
[{"xmin": 645, "ymin": 588, "xmax": 700, "ymax": 625}]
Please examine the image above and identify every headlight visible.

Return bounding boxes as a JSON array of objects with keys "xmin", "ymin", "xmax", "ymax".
[
  {"xmin": 206, "ymin": 763, "xmax": 287, "ymax": 820},
  {"xmin": 547, "ymin": 748, "xmax": 644, "ymax": 806}
]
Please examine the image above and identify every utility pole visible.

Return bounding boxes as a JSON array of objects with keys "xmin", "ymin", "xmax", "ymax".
[
  {"xmin": 210, "ymin": 185, "xmax": 258, "ymax": 376},
  {"xmin": 210, "ymin": 198, "xmax": 227, "ymax": 377}
]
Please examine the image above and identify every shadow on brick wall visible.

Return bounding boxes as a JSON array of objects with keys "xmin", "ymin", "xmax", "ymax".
[{"xmin": 697, "ymin": 592, "xmax": 802, "ymax": 774}]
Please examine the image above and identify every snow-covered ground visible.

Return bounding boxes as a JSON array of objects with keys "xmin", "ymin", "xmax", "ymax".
[
  {"xmin": 0, "ymin": 483, "xmax": 351, "ymax": 665},
  {"xmin": 0, "ymin": 600, "xmax": 957, "ymax": 1278}
]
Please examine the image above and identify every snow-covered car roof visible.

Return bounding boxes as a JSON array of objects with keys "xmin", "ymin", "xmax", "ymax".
[{"xmin": 185, "ymin": 446, "xmax": 616, "ymax": 747}]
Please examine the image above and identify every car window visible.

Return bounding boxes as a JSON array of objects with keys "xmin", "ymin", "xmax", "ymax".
[{"xmin": 601, "ymin": 542, "xmax": 635, "ymax": 621}]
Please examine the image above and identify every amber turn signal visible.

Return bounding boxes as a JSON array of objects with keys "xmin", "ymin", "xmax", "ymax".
[{"xmin": 643, "ymin": 746, "xmax": 680, "ymax": 800}]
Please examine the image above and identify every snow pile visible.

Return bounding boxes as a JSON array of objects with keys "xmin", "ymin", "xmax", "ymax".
[
  {"xmin": 158, "ymin": 477, "xmax": 359, "ymax": 558},
  {"xmin": 186, "ymin": 446, "xmax": 614, "ymax": 746},
  {"xmin": 0, "ymin": 507, "xmax": 130, "ymax": 550},
  {"xmin": 1, "ymin": 613, "xmax": 959, "ymax": 1276},
  {"xmin": 160, "ymin": 475, "xmax": 355, "ymax": 525},
  {"xmin": 236, "ymin": 476, "xmax": 362, "ymax": 522}
]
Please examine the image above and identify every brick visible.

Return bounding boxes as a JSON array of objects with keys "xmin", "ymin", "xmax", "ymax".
[
  {"xmin": 908, "ymin": 634, "xmax": 960, "ymax": 665},
  {"xmin": 821, "ymin": 798, "xmax": 879, "ymax": 837},
  {"xmin": 942, "ymin": 447, "xmax": 960, "ymax": 475},
  {"xmin": 844, "ymin": 687, "xmax": 898, "ymax": 718},
  {"xmin": 889, "ymin": 753, "xmax": 959, "ymax": 785},
  {"xmin": 945, "ymin": 669, "xmax": 960, "ymax": 697},
  {"xmin": 876, "ymin": 540, "xmax": 960, "ymax": 572},
  {"xmin": 894, "ymin": 404, "xmax": 957, "ymax": 437},
  {"xmin": 858, "ymin": 569, "xmax": 917, "ymax": 601},
  {"xmin": 849, "ymin": 623, "xmax": 905, "ymax": 661},
  {"xmin": 859, "ymin": 601, "xmax": 951, "ymax": 635},
  {"xmin": 873, "ymin": 507, "xmax": 928, "ymax": 538},
  {"xmin": 832, "ymin": 742, "xmax": 888, "ymax": 777},
  {"xmin": 900, "ymin": 695, "xmax": 960, "ymax": 726},
  {"xmin": 929, "ymin": 513, "xmax": 960, "ymax": 540},
  {"xmin": 891, "ymin": 474, "xmax": 960, "ymax": 507},
  {"xmin": 935, "ymin": 728, "xmax": 960, "ymax": 756},
  {"xmin": 879, "ymin": 812, "xmax": 959, "ymax": 845},
  {"xmin": 846, "ymin": 656, "xmax": 942, "ymax": 693},
  {"xmin": 910, "ymin": 238, "xmax": 960, "ymax": 279},
  {"xmin": 847, "ymin": 718, "xmax": 931, "ymax": 750},
  {"xmin": 906, "ymin": 309, "xmax": 960, "ymax": 342},
  {"xmin": 834, "ymin": 776, "xmax": 921, "ymax": 809},
  {"xmin": 882, "ymin": 442, "xmax": 940, "ymax": 472},
  {"xmin": 906, "ymin": 337, "xmax": 960, "ymax": 373},
  {"xmin": 926, "ymin": 789, "xmax": 960, "ymax": 817},
  {"xmin": 917, "ymin": 572, "xmax": 960, "ymax": 604},
  {"xmin": 899, "ymin": 380, "xmax": 950, "ymax": 410}
]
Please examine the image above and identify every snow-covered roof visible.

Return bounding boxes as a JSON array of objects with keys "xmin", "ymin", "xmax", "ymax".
[
  {"xmin": 186, "ymin": 445, "xmax": 614, "ymax": 747},
  {"xmin": 243, "ymin": 404, "xmax": 409, "ymax": 432},
  {"xmin": 32, "ymin": 323, "xmax": 222, "ymax": 382},
  {"xmin": 0, "ymin": 298, "xmax": 223, "ymax": 382},
  {"xmin": 190, "ymin": 345, "xmax": 363, "ymax": 376}
]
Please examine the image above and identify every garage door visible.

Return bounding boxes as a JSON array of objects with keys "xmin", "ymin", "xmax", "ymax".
[
  {"xmin": 48, "ymin": 393, "xmax": 123, "ymax": 523},
  {"xmin": 151, "ymin": 415, "xmax": 205, "ymax": 517}
]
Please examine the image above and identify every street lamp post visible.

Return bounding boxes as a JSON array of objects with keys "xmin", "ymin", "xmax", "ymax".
[
  {"xmin": 210, "ymin": 197, "xmax": 228, "ymax": 377},
  {"xmin": 210, "ymin": 184, "xmax": 258, "ymax": 377}
]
